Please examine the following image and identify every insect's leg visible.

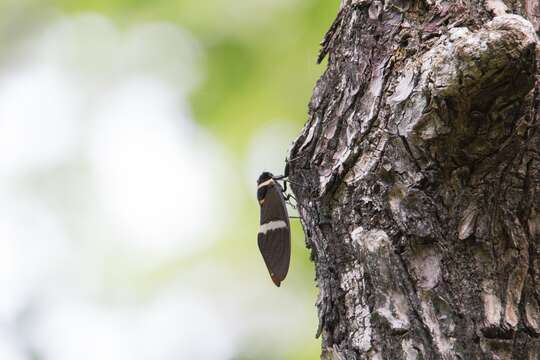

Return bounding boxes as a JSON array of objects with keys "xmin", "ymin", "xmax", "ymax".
[
  {"xmin": 284, "ymin": 193, "xmax": 293, "ymax": 207},
  {"xmin": 284, "ymin": 193, "xmax": 299, "ymax": 209},
  {"xmin": 285, "ymin": 179, "xmax": 308, "ymax": 189},
  {"xmin": 282, "ymin": 180, "xmax": 288, "ymax": 193},
  {"xmin": 272, "ymin": 173, "xmax": 307, "ymax": 189},
  {"xmin": 284, "ymin": 193, "xmax": 297, "ymax": 202},
  {"xmin": 285, "ymin": 193, "xmax": 300, "ymax": 220},
  {"xmin": 285, "ymin": 193, "xmax": 316, "ymax": 220}
]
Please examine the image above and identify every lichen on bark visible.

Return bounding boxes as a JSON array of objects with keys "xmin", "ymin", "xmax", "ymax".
[{"xmin": 288, "ymin": 1, "xmax": 540, "ymax": 359}]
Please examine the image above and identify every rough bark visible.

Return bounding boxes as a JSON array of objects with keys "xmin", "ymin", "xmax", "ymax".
[{"xmin": 288, "ymin": 1, "xmax": 540, "ymax": 359}]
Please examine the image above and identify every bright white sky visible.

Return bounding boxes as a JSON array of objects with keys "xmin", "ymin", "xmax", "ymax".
[{"xmin": 0, "ymin": 12, "xmax": 314, "ymax": 360}]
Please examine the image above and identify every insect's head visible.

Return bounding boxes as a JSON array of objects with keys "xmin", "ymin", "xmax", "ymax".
[{"xmin": 257, "ymin": 172, "xmax": 274, "ymax": 185}]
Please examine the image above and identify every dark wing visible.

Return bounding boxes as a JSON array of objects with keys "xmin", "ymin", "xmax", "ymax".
[
  {"xmin": 258, "ymin": 182, "xmax": 290, "ymax": 286},
  {"xmin": 259, "ymin": 182, "xmax": 289, "ymax": 225}
]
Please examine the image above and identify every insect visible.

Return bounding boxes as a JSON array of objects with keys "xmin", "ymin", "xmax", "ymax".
[{"xmin": 256, "ymin": 170, "xmax": 291, "ymax": 287}]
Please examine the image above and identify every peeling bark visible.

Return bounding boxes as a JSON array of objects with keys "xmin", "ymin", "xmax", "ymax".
[{"xmin": 289, "ymin": 1, "xmax": 540, "ymax": 359}]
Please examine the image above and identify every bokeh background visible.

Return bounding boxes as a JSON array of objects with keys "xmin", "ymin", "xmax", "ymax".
[{"xmin": 0, "ymin": 0, "xmax": 337, "ymax": 359}]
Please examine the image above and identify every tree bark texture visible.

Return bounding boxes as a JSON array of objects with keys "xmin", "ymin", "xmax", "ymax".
[{"xmin": 288, "ymin": 1, "xmax": 540, "ymax": 359}]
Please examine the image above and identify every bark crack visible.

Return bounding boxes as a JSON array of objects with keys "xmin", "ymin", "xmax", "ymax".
[{"xmin": 290, "ymin": 4, "xmax": 540, "ymax": 359}]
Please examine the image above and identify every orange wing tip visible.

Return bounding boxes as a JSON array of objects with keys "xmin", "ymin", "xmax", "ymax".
[{"xmin": 271, "ymin": 275, "xmax": 282, "ymax": 287}]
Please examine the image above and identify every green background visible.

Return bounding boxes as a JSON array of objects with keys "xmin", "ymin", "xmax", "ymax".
[{"xmin": 0, "ymin": 0, "xmax": 338, "ymax": 358}]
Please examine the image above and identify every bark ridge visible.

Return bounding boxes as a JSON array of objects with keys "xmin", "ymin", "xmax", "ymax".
[{"xmin": 289, "ymin": 1, "xmax": 540, "ymax": 359}]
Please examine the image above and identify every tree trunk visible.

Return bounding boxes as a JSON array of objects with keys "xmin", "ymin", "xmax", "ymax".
[{"xmin": 288, "ymin": 1, "xmax": 540, "ymax": 359}]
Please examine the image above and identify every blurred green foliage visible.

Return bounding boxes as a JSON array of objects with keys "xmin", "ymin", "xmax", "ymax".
[
  {"xmin": 3, "ymin": 0, "xmax": 339, "ymax": 358},
  {"xmin": 46, "ymin": 0, "xmax": 337, "ymax": 152}
]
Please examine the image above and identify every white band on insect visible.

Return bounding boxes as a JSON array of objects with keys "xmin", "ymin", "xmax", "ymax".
[
  {"xmin": 259, "ymin": 220, "xmax": 287, "ymax": 234},
  {"xmin": 258, "ymin": 179, "xmax": 274, "ymax": 189}
]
